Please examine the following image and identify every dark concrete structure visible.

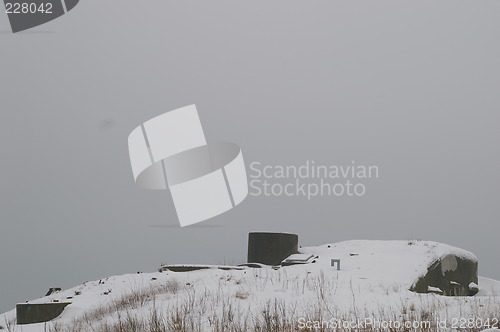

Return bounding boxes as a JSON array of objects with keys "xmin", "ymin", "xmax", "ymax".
[
  {"xmin": 159, "ymin": 265, "xmax": 211, "ymax": 273},
  {"xmin": 45, "ymin": 288, "xmax": 62, "ymax": 296},
  {"xmin": 248, "ymin": 232, "xmax": 299, "ymax": 265},
  {"xmin": 159, "ymin": 265, "xmax": 244, "ymax": 272},
  {"xmin": 410, "ymin": 254, "xmax": 478, "ymax": 296},
  {"xmin": 17, "ymin": 302, "xmax": 71, "ymax": 325}
]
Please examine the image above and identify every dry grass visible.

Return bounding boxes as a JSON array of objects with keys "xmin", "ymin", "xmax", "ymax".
[{"xmin": 44, "ymin": 271, "xmax": 500, "ymax": 332}]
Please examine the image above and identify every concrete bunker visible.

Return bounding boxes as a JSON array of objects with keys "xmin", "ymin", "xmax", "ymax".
[
  {"xmin": 17, "ymin": 302, "xmax": 71, "ymax": 325},
  {"xmin": 247, "ymin": 232, "xmax": 299, "ymax": 266},
  {"xmin": 411, "ymin": 254, "xmax": 478, "ymax": 296},
  {"xmin": 158, "ymin": 265, "xmax": 244, "ymax": 272}
]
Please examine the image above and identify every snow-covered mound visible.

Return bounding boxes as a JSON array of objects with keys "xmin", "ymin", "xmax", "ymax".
[
  {"xmin": 301, "ymin": 240, "xmax": 478, "ymax": 289},
  {"xmin": 1, "ymin": 240, "xmax": 499, "ymax": 332}
]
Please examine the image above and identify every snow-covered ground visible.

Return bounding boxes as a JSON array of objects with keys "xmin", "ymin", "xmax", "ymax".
[{"xmin": 1, "ymin": 240, "xmax": 499, "ymax": 331}]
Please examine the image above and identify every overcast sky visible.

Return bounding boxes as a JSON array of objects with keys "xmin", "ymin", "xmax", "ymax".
[{"xmin": 1, "ymin": 0, "xmax": 499, "ymax": 314}]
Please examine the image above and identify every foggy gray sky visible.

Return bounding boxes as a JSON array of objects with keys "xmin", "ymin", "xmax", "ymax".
[{"xmin": 1, "ymin": 0, "xmax": 499, "ymax": 314}]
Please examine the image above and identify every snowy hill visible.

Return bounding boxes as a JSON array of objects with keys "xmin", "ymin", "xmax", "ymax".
[{"xmin": 1, "ymin": 240, "xmax": 499, "ymax": 332}]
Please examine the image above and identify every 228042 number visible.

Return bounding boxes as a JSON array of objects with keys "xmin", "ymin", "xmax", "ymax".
[
  {"xmin": 5, "ymin": 2, "xmax": 53, "ymax": 14},
  {"xmin": 450, "ymin": 317, "xmax": 499, "ymax": 329}
]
